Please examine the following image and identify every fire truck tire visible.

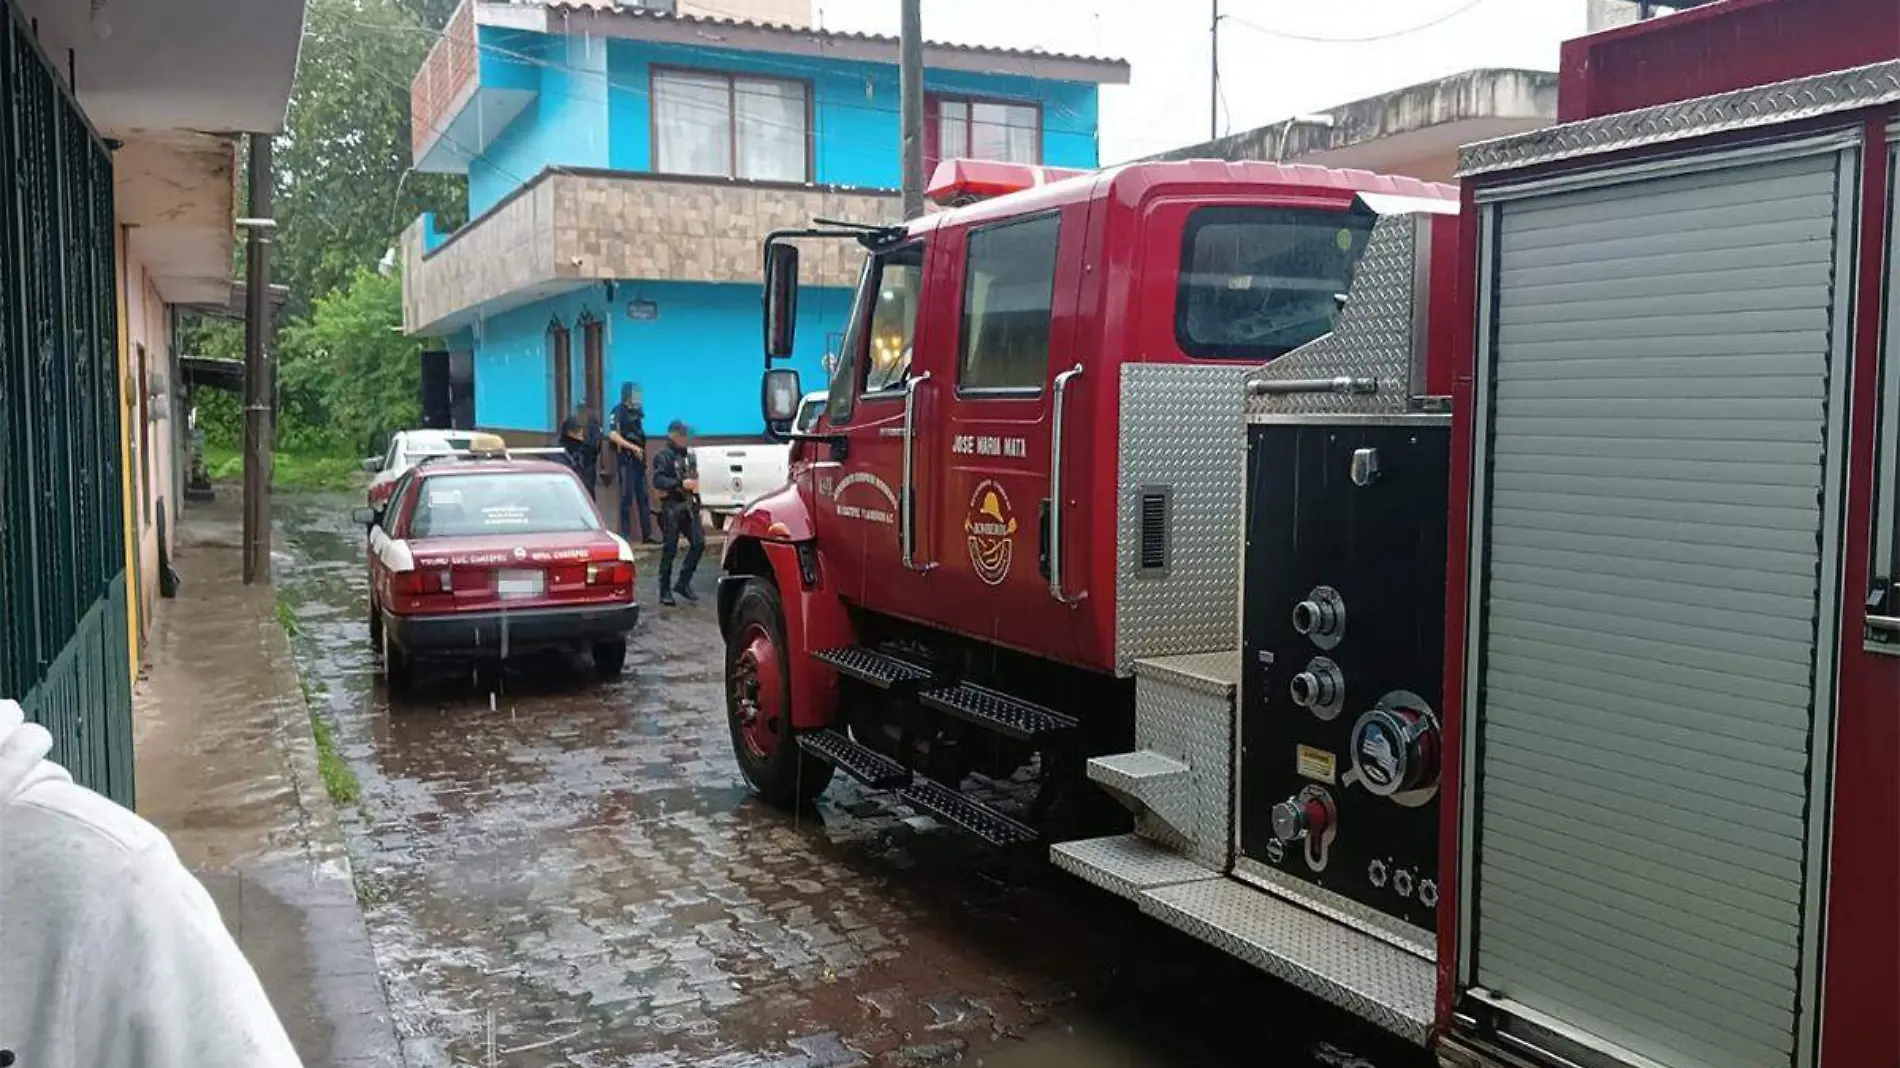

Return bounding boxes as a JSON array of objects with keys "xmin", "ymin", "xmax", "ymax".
[
  {"xmin": 725, "ymin": 578, "xmax": 834, "ymax": 808},
  {"xmin": 592, "ymin": 639, "xmax": 628, "ymax": 675}
]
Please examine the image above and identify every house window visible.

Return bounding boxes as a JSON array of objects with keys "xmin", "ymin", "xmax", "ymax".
[
  {"xmin": 931, "ymin": 96, "xmax": 1040, "ymax": 168},
  {"xmin": 652, "ymin": 68, "xmax": 809, "ymax": 182}
]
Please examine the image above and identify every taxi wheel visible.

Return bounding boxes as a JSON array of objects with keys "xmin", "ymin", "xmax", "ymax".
[
  {"xmin": 381, "ymin": 626, "xmax": 413, "ymax": 695},
  {"xmin": 591, "ymin": 639, "xmax": 627, "ymax": 675},
  {"xmin": 725, "ymin": 578, "xmax": 832, "ymax": 808},
  {"xmin": 367, "ymin": 598, "xmax": 383, "ymax": 647}
]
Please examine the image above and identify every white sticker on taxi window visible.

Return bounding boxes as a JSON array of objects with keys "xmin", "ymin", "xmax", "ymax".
[
  {"xmin": 427, "ymin": 488, "xmax": 463, "ymax": 506},
  {"xmin": 481, "ymin": 505, "xmax": 531, "ymax": 526}
]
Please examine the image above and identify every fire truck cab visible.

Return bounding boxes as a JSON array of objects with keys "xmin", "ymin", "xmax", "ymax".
[{"xmin": 719, "ymin": 157, "xmax": 1455, "ymax": 840}]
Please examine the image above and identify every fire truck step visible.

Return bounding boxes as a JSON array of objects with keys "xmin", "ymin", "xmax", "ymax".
[
  {"xmin": 900, "ymin": 778, "xmax": 1038, "ymax": 847},
  {"xmin": 919, "ymin": 682, "xmax": 1077, "ymax": 741},
  {"xmin": 1138, "ymin": 878, "xmax": 1434, "ymax": 1044},
  {"xmin": 812, "ymin": 646, "xmax": 934, "ymax": 690},
  {"xmin": 796, "ymin": 729, "xmax": 912, "ymax": 790}
]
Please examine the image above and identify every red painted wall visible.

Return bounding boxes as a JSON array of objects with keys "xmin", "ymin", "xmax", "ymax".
[{"xmin": 1558, "ymin": 0, "xmax": 1900, "ymax": 122}]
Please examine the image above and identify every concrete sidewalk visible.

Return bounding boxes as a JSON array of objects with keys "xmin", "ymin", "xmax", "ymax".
[{"xmin": 133, "ymin": 492, "xmax": 402, "ymax": 1067}]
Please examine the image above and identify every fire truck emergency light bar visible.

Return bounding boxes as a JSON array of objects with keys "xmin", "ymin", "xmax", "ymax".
[{"xmin": 925, "ymin": 159, "xmax": 1088, "ymax": 207}]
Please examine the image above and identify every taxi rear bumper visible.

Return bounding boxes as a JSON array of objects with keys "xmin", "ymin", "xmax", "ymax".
[{"xmin": 385, "ymin": 602, "xmax": 640, "ymax": 656}]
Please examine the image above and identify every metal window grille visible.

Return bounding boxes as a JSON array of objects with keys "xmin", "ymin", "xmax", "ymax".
[{"xmin": 1, "ymin": 0, "xmax": 135, "ymax": 804}]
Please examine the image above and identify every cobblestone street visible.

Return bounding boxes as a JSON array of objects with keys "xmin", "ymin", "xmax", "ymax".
[{"xmin": 274, "ymin": 495, "xmax": 1425, "ymax": 1068}]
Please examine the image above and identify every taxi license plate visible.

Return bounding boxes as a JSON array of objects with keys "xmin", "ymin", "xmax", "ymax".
[{"xmin": 496, "ymin": 569, "xmax": 544, "ymax": 599}]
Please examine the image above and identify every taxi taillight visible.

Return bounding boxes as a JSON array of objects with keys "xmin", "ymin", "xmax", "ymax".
[
  {"xmin": 586, "ymin": 560, "xmax": 633, "ymax": 587},
  {"xmin": 392, "ymin": 565, "xmax": 453, "ymax": 596}
]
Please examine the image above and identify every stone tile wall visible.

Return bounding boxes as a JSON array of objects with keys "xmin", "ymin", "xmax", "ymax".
[{"xmin": 403, "ymin": 171, "xmax": 900, "ymax": 336}]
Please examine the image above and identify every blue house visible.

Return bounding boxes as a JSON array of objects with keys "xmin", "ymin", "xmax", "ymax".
[{"xmin": 400, "ymin": 0, "xmax": 1128, "ymax": 441}]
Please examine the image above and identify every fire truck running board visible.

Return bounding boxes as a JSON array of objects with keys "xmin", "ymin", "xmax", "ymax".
[
  {"xmin": 919, "ymin": 682, "xmax": 1077, "ymax": 740},
  {"xmin": 813, "ymin": 646, "xmax": 933, "ymax": 690},
  {"xmin": 795, "ymin": 729, "xmax": 912, "ymax": 790},
  {"xmin": 1052, "ymin": 834, "xmax": 1433, "ymax": 1045},
  {"xmin": 899, "ymin": 779, "xmax": 1038, "ymax": 846}
]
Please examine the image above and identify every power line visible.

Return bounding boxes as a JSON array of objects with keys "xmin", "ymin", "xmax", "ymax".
[{"xmin": 1223, "ymin": 0, "xmax": 1493, "ymax": 44}]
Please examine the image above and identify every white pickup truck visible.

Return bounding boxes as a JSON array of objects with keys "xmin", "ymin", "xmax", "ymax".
[{"xmin": 691, "ymin": 392, "xmax": 825, "ymax": 522}]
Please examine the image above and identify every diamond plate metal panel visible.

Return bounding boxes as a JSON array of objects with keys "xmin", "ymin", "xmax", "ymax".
[
  {"xmin": 1115, "ymin": 364, "xmax": 1249, "ymax": 671},
  {"xmin": 1245, "ymin": 215, "xmax": 1419, "ymax": 417},
  {"xmin": 1130, "ymin": 658, "xmax": 1236, "ymax": 869},
  {"xmin": 1460, "ymin": 59, "xmax": 1900, "ymax": 177},
  {"xmin": 1050, "ymin": 833, "xmax": 1220, "ymax": 902},
  {"xmin": 1139, "ymin": 878, "xmax": 1435, "ymax": 1043},
  {"xmin": 1089, "ymin": 750, "xmax": 1195, "ymax": 836},
  {"xmin": 1133, "ymin": 650, "xmax": 1240, "ymax": 697}
]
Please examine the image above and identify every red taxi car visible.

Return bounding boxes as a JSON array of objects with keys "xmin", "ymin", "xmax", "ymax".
[{"xmin": 353, "ymin": 456, "xmax": 639, "ymax": 691}]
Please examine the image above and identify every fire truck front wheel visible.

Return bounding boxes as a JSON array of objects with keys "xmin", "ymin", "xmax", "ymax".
[{"xmin": 725, "ymin": 578, "xmax": 834, "ymax": 808}]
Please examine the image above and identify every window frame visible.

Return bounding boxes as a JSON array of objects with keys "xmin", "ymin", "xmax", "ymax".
[
  {"xmin": 927, "ymin": 92, "xmax": 1043, "ymax": 172},
  {"xmin": 649, "ymin": 64, "xmax": 815, "ymax": 184},
  {"xmin": 1172, "ymin": 204, "xmax": 1377, "ymax": 363},
  {"xmin": 956, "ymin": 210, "xmax": 1063, "ymax": 398},
  {"xmin": 857, "ymin": 244, "xmax": 928, "ymax": 401},
  {"xmin": 1874, "ymin": 138, "xmax": 1900, "ymax": 632}
]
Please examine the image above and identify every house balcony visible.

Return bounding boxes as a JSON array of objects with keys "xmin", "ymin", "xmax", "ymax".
[{"xmin": 400, "ymin": 168, "xmax": 899, "ymax": 336}]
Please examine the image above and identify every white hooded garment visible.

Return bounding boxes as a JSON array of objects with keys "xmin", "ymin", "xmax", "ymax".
[{"xmin": 0, "ymin": 700, "xmax": 302, "ymax": 1067}]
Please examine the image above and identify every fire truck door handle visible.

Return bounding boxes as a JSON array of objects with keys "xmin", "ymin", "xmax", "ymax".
[
  {"xmin": 1049, "ymin": 363, "xmax": 1087, "ymax": 605},
  {"xmin": 901, "ymin": 372, "xmax": 933, "ymax": 571}
]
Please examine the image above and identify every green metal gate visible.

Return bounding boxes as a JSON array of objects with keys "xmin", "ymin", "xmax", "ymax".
[{"xmin": 1, "ymin": 0, "xmax": 135, "ymax": 806}]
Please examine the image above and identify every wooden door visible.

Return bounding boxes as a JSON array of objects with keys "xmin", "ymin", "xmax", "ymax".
[
  {"xmin": 582, "ymin": 317, "xmax": 606, "ymax": 421},
  {"xmin": 549, "ymin": 323, "xmax": 571, "ymax": 429}
]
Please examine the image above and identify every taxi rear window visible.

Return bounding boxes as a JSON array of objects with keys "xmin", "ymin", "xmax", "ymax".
[
  {"xmin": 1175, "ymin": 206, "xmax": 1375, "ymax": 361},
  {"xmin": 408, "ymin": 473, "xmax": 601, "ymax": 538}
]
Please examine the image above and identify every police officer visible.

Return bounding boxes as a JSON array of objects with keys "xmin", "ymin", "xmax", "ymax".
[
  {"xmin": 556, "ymin": 406, "xmax": 602, "ymax": 497},
  {"xmin": 606, "ymin": 382, "xmax": 656, "ymax": 544},
  {"xmin": 649, "ymin": 419, "xmax": 703, "ymax": 606}
]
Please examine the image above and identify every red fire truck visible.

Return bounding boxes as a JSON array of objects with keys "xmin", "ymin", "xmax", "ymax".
[{"xmin": 718, "ymin": 3, "xmax": 1899, "ymax": 1067}]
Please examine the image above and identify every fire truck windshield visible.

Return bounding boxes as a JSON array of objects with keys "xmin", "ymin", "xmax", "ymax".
[{"xmin": 1174, "ymin": 206, "xmax": 1376, "ymax": 361}]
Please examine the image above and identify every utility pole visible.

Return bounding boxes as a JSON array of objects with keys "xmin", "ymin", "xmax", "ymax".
[
  {"xmin": 1210, "ymin": 0, "xmax": 1220, "ymax": 140},
  {"xmin": 899, "ymin": 0, "xmax": 925, "ymax": 220},
  {"xmin": 241, "ymin": 134, "xmax": 274, "ymax": 585}
]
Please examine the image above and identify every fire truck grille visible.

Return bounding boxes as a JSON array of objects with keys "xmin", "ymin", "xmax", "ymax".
[{"xmin": 1139, "ymin": 488, "xmax": 1171, "ymax": 573}]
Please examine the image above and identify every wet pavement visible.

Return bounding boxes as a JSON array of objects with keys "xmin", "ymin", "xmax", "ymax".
[
  {"xmin": 135, "ymin": 495, "xmax": 402, "ymax": 1066},
  {"xmin": 275, "ymin": 492, "xmax": 1428, "ymax": 1068}
]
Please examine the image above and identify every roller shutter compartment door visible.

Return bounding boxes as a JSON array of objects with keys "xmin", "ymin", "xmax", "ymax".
[{"xmin": 1472, "ymin": 150, "xmax": 1850, "ymax": 1068}]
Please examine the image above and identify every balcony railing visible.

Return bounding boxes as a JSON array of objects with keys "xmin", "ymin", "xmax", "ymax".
[{"xmin": 410, "ymin": 0, "xmax": 476, "ymax": 164}]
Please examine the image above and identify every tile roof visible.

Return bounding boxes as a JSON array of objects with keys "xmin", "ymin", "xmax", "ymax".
[{"xmin": 531, "ymin": 1, "xmax": 1130, "ymax": 78}]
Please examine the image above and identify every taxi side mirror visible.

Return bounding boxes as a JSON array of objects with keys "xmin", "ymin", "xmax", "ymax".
[
  {"xmin": 764, "ymin": 242, "xmax": 800, "ymax": 361},
  {"xmin": 350, "ymin": 506, "xmax": 378, "ymax": 527},
  {"xmin": 361, "ymin": 456, "xmax": 383, "ymax": 472}
]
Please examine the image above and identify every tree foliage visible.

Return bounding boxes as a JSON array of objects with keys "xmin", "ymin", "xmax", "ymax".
[
  {"xmin": 278, "ymin": 267, "xmax": 421, "ymax": 455},
  {"xmin": 185, "ymin": 270, "xmax": 417, "ymax": 456},
  {"xmin": 274, "ymin": 0, "xmax": 465, "ymax": 321},
  {"xmin": 184, "ymin": 0, "xmax": 466, "ymax": 459}
]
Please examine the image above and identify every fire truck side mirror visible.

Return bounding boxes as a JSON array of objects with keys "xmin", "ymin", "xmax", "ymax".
[
  {"xmin": 764, "ymin": 242, "xmax": 800, "ymax": 361},
  {"xmin": 762, "ymin": 368, "xmax": 803, "ymax": 431}
]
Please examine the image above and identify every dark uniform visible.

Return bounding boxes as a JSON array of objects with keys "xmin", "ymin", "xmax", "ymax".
[
  {"xmin": 557, "ymin": 414, "xmax": 602, "ymax": 498},
  {"xmin": 650, "ymin": 435, "xmax": 703, "ymax": 604},
  {"xmin": 608, "ymin": 400, "xmax": 653, "ymax": 542}
]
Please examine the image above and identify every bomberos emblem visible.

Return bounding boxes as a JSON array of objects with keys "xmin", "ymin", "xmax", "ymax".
[{"xmin": 964, "ymin": 480, "xmax": 1017, "ymax": 586}]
